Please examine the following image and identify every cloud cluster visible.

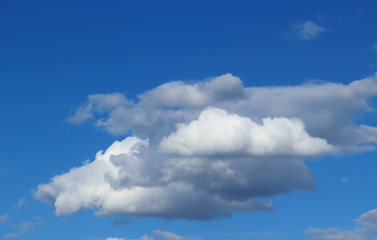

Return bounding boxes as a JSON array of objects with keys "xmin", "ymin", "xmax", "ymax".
[
  {"xmin": 106, "ymin": 230, "xmax": 196, "ymax": 240},
  {"xmin": 306, "ymin": 208, "xmax": 377, "ymax": 240},
  {"xmin": 35, "ymin": 73, "xmax": 377, "ymax": 220},
  {"xmin": 67, "ymin": 73, "xmax": 377, "ymax": 150}
]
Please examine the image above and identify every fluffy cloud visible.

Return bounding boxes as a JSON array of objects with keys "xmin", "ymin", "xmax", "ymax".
[
  {"xmin": 306, "ymin": 208, "xmax": 377, "ymax": 240},
  {"xmin": 293, "ymin": 21, "xmax": 326, "ymax": 40},
  {"xmin": 35, "ymin": 73, "xmax": 377, "ymax": 220},
  {"xmin": 160, "ymin": 108, "xmax": 332, "ymax": 156},
  {"xmin": 34, "ymin": 136, "xmax": 279, "ymax": 219}
]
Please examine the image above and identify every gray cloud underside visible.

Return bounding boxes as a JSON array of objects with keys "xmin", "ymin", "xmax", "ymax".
[{"xmin": 35, "ymin": 73, "xmax": 377, "ymax": 220}]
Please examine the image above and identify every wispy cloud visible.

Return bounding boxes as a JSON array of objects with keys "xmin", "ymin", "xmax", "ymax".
[
  {"xmin": 3, "ymin": 231, "xmax": 26, "ymax": 239},
  {"xmin": 2, "ymin": 216, "xmax": 44, "ymax": 239},
  {"xmin": 289, "ymin": 21, "xmax": 326, "ymax": 40},
  {"xmin": 306, "ymin": 208, "xmax": 377, "ymax": 239},
  {"xmin": 0, "ymin": 214, "xmax": 10, "ymax": 224},
  {"xmin": 106, "ymin": 230, "xmax": 197, "ymax": 240},
  {"xmin": 112, "ymin": 218, "xmax": 133, "ymax": 226},
  {"xmin": 11, "ymin": 199, "xmax": 26, "ymax": 210},
  {"xmin": 207, "ymin": 231, "xmax": 282, "ymax": 238},
  {"xmin": 341, "ymin": 177, "xmax": 350, "ymax": 183}
]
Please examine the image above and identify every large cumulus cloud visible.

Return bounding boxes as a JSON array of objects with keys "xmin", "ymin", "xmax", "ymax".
[{"xmin": 34, "ymin": 73, "xmax": 377, "ymax": 220}]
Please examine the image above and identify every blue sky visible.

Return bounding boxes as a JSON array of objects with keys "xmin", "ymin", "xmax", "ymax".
[{"xmin": 1, "ymin": 1, "xmax": 377, "ymax": 239}]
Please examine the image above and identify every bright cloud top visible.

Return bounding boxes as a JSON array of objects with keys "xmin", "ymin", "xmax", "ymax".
[
  {"xmin": 160, "ymin": 108, "xmax": 332, "ymax": 156},
  {"xmin": 34, "ymin": 73, "xmax": 377, "ymax": 220}
]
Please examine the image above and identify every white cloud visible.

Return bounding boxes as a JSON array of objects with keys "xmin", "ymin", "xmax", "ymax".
[
  {"xmin": 293, "ymin": 21, "xmax": 326, "ymax": 40},
  {"xmin": 306, "ymin": 207, "xmax": 377, "ymax": 240},
  {"xmin": 35, "ymin": 73, "xmax": 377, "ymax": 220},
  {"xmin": 34, "ymin": 136, "xmax": 280, "ymax": 220},
  {"xmin": 160, "ymin": 108, "xmax": 332, "ymax": 157}
]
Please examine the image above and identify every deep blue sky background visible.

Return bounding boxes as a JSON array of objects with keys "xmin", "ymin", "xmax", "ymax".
[{"xmin": 1, "ymin": 1, "xmax": 377, "ymax": 239}]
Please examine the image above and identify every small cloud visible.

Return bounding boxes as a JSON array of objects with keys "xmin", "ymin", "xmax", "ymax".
[
  {"xmin": 112, "ymin": 218, "xmax": 133, "ymax": 226},
  {"xmin": 0, "ymin": 214, "xmax": 10, "ymax": 224},
  {"xmin": 372, "ymin": 44, "xmax": 377, "ymax": 53},
  {"xmin": 341, "ymin": 177, "xmax": 350, "ymax": 183},
  {"xmin": 291, "ymin": 21, "xmax": 326, "ymax": 40},
  {"xmin": 12, "ymin": 199, "xmax": 26, "ymax": 210}
]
